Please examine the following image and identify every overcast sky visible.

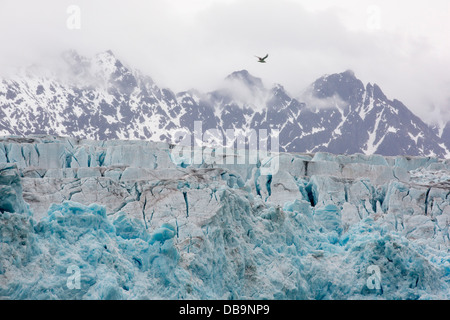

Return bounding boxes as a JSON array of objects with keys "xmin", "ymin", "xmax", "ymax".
[{"xmin": 0, "ymin": 0, "xmax": 449, "ymax": 124}]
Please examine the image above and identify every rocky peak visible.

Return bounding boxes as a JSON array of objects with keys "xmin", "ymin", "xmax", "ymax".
[
  {"xmin": 312, "ymin": 70, "xmax": 365, "ymax": 106},
  {"xmin": 225, "ymin": 70, "xmax": 265, "ymax": 90}
]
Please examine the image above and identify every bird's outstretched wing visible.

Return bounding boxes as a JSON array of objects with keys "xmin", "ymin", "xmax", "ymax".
[{"xmin": 255, "ymin": 54, "xmax": 269, "ymax": 62}]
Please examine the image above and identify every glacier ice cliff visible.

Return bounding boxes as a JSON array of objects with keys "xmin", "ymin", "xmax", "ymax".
[{"xmin": 0, "ymin": 135, "xmax": 449, "ymax": 299}]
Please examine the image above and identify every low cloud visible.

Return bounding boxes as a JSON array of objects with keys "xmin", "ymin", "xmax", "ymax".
[
  {"xmin": 0, "ymin": 0, "xmax": 449, "ymax": 124},
  {"xmin": 216, "ymin": 76, "xmax": 270, "ymax": 111},
  {"xmin": 299, "ymin": 90, "xmax": 349, "ymax": 110}
]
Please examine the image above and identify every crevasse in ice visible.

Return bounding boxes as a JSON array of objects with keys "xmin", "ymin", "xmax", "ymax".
[{"xmin": 0, "ymin": 136, "xmax": 449, "ymax": 299}]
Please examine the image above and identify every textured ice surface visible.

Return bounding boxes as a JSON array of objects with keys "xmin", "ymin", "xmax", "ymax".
[{"xmin": 0, "ymin": 136, "xmax": 449, "ymax": 299}]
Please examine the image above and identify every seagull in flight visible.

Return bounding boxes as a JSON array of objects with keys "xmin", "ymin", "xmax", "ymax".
[{"xmin": 255, "ymin": 54, "xmax": 268, "ymax": 63}]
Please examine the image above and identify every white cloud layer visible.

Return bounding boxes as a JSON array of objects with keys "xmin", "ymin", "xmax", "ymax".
[{"xmin": 0, "ymin": 0, "xmax": 449, "ymax": 124}]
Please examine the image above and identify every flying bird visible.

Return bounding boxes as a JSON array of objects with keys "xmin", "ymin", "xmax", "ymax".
[{"xmin": 255, "ymin": 54, "xmax": 268, "ymax": 63}]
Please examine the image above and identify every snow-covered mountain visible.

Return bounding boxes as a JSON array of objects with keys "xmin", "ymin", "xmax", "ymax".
[{"xmin": 0, "ymin": 50, "xmax": 448, "ymax": 158}]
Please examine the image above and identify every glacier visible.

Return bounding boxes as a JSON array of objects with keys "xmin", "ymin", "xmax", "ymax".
[{"xmin": 0, "ymin": 135, "xmax": 449, "ymax": 300}]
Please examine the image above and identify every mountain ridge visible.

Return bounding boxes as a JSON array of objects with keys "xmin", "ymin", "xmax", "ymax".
[{"xmin": 0, "ymin": 50, "xmax": 448, "ymax": 158}]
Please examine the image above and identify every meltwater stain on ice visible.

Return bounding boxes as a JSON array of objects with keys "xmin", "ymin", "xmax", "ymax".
[{"xmin": 0, "ymin": 136, "xmax": 449, "ymax": 299}]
